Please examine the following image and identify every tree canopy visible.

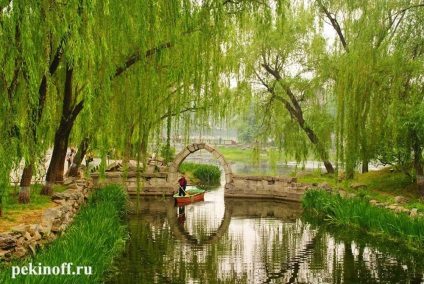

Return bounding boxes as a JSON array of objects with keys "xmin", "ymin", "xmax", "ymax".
[{"xmin": 1, "ymin": 0, "xmax": 423, "ymax": 206}]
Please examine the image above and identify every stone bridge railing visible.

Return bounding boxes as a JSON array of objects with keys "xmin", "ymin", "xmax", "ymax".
[
  {"xmin": 90, "ymin": 171, "xmax": 311, "ymax": 202},
  {"xmin": 225, "ymin": 175, "xmax": 309, "ymax": 202}
]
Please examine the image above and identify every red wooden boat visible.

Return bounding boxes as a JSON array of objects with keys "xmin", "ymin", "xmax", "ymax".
[{"xmin": 173, "ymin": 189, "xmax": 205, "ymax": 205}]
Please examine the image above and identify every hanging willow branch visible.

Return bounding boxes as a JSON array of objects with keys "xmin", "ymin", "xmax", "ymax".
[
  {"xmin": 113, "ymin": 42, "xmax": 174, "ymax": 78},
  {"xmin": 317, "ymin": 1, "xmax": 349, "ymax": 53}
]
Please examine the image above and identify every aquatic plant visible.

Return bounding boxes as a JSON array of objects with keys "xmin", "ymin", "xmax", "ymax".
[
  {"xmin": 180, "ymin": 162, "xmax": 221, "ymax": 184},
  {"xmin": 302, "ymin": 189, "xmax": 424, "ymax": 248}
]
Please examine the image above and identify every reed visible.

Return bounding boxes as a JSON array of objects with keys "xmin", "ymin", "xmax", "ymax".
[
  {"xmin": 180, "ymin": 162, "xmax": 221, "ymax": 184},
  {"xmin": 302, "ymin": 190, "xmax": 424, "ymax": 248},
  {"xmin": 0, "ymin": 184, "xmax": 128, "ymax": 283}
]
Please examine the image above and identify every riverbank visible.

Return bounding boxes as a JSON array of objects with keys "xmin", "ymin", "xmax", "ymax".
[
  {"xmin": 0, "ymin": 184, "xmax": 128, "ymax": 283},
  {"xmin": 302, "ymin": 186, "xmax": 424, "ymax": 252}
]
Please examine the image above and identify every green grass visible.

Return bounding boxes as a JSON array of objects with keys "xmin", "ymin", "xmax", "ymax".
[
  {"xmin": 302, "ymin": 189, "xmax": 424, "ymax": 250},
  {"xmin": 216, "ymin": 147, "xmax": 257, "ymax": 163},
  {"xmin": 180, "ymin": 162, "xmax": 221, "ymax": 185},
  {"xmin": 297, "ymin": 167, "xmax": 424, "ymax": 210},
  {"xmin": 0, "ymin": 184, "xmax": 129, "ymax": 283},
  {"xmin": 1, "ymin": 184, "xmax": 68, "ymax": 214}
]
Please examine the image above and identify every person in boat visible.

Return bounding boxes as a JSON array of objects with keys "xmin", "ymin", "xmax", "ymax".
[{"xmin": 178, "ymin": 175, "xmax": 187, "ymax": 196}]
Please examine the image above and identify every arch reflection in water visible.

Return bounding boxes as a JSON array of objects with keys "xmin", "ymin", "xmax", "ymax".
[{"xmin": 108, "ymin": 187, "xmax": 424, "ymax": 284}]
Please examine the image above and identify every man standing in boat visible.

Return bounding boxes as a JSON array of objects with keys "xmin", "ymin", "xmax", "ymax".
[{"xmin": 178, "ymin": 175, "xmax": 187, "ymax": 196}]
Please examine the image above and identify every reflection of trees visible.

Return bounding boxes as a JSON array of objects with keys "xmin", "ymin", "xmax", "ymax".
[{"xmin": 110, "ymin": 198, "xmax": 424, "ymax": 283}]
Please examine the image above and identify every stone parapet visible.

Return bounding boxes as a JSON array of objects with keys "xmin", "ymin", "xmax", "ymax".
[
  {"xmin": 91, "ymin": 171, "xmax": 175, "ymax": 196},
  {"xmin": 0, "ymin": 178, "xmax": 92, "ymax": 263},
  {"xmin": 225, "ymin": 175, "xmax": 309, "ymax": 202}
]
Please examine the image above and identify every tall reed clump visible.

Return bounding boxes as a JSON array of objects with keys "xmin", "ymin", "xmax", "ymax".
[
  {"xmin": 302, "ymin": 190, "xmax": 424, "ymax": 248},
  {"xmin": 0, "ymin": 184, "xmax": 128, "ymax": 283},
  {"xmin": 180, "ymin": 162, "xmax": 221, "ymax": 184}
]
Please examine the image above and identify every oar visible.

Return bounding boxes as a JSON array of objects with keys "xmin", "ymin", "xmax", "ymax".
[{"xmin": 179, "ymin": 185, "xmax": 187, "ymax": 196}]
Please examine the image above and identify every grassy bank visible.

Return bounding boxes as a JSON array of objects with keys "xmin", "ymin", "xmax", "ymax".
[
  {"xmin": 302, "ymin": 189, "xmax": 424, "ymax": 250},
  {"xmin": 0, "ymin": 184, "xmax": 68, "ymax": 233},
  {"xmin": 0, "ymin": 184, "xmax": 128, "ymax": 283},
  {"xmin": 298, "ymin": 167, "xmax": 424, "ymax": 211}
]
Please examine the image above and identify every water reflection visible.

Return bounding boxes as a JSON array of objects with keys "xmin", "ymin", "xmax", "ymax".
[{"xmin": 108, "ymin": 186, "xmax": 424, "ymax": 284}]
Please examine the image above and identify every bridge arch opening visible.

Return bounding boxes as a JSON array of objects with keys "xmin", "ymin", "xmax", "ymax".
[{"xmin": 167, "ymin": 143, "xmax": 233, "ymax": 184}]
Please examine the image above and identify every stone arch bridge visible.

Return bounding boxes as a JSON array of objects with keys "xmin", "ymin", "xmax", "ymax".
[
  {"xmin": 167, "ymin": 142, "xmax": 233, "ymax": 184},
  {"xmin": 91, "ymin": 142, "xmax": 311, "ymax": 202}
]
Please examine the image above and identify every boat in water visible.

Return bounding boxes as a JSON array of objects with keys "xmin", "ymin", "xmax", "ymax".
[{"xmin": 173, "ymin": 189, "xmax": 205, "ymax": 205}]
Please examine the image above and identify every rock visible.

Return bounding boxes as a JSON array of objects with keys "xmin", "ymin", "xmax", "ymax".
[
  {"xmin": 346, "ymin": 193, "xmax": 357, "ymax": 198},
  {"xmin": 33, "ymin": 231, "xmax": 42, "ymax": 241},
  {"xmin": 42, "ymin": 208, "xmax": 62, "ymax": 222},
  {"xmin": 350, "ymin": 183, "xmax": 367, "ymax": 189},
  {"xmin": 16, "ymin": 237, "xmax": 25, "ymax": 246},
  {"xmin": 39, "ymin": 223, "xmax": 52, "ymax": 236},
  {"xmin": 106, "ymin": 162, "xmax": 122, "ymax": 172},
  {"xmin": 369, "ymin": 200, "xmax": 378, "ymax": 205},
  {"xmin": 24, "ymin": 231, "xmax": 32, "ymax": 241},
  {"xmin": 63, "ymin": 177, "xmax": 75, "ymax": 186},
  {"xmin": 386, "ymin": 205, "xmax": 398, "ymax": 210},
  {"xmin": 394, "ymin": 206, "xmax": 409, "ymax": 213},
  {"xmin": 53, "ymin": 199, "xmax": 67, "ymax": 205},
  {"xmin": 318, "ymin": 182, "xmax": 332, "ymax": 190},
  {"xmin": 13, "ymin": 246, "xmax": 27, "ymax": 259},
  {"xmin": 10, "ymin": 224, "xmax": 29, "ymax": 234},
  {"xmin": 410, "ymin": 208, "xmax": 419, "ymax": 218},
  {"xmin": 0, "ymin": 249, "xmax": 11, "ymax": 260},
  {"xmin": 394, "ymin": 196, "xmax": 409, "ymax": 204},
  {"xmin": 338, "ymin": 190, "xmax": 347, "ymax": 198},
  {"xmin": 52, "ymin": 191, "xmax": 71, "ymax": 200},
  {"xmin": 67, "ymin": 183, "xmax": 80, "ymax": 190},
  {"xmin": 0, "ymin": 234, "xmax": 17, "ymax": 250}
]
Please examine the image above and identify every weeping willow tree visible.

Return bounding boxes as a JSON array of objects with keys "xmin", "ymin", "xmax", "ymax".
[
  {"xmin": 226, "ymin": 0, "xmax": 336, "ymax": 173},
  {"xmin": 378, "ymin": 3, "xmax": 424, "ymax": 187},
  {"xmin": 42, "ymin": 0, "xmax": 241, "ymax": 193},
  {"xmin": 1, "ymin": 1, "xmax": 60, "ymax": 203},
  {"xmin": 316, "ymin": 0, "xmax": 424, "ymax": 179}
]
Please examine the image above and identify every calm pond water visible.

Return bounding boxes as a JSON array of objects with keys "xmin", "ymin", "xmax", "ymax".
[{"xmin": 108, "ymin": 184, "xmax": 424, "ymax": 284}]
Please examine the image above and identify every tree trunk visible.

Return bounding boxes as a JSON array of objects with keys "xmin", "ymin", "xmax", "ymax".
[
  {"xmin": 68, "ymin": 137, "xmax": 90, "ymax": 177},
  {"xmin": 122, "ymin": 124, "xmax": 135, "ymax": 171},
  {"xmin": 412, "ymin": 132, "xmax": 424, "ymax": 195},
  {"xmin": 45, "ymin": 127, "xmax": 71, "ymax": 183},
  {"xmin": 18, "ymin": 165, "xmax": 32, "ymax": 204},
  {"xmin": 362, "ymin": 159, "xmax": 369, "ymax": 173},
  {"xmin": 261, "ymin": 64, "xmax": 335, "ymax": 174},
  {"xmin": 42, "ymin": 130, "xmax": 70, "ymax": 195},
  {"xmin": 43, "ymin": 66, "xmax": 84, "ymax": 194}
]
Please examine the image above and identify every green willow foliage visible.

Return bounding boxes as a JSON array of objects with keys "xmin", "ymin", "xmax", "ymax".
[{"xmin": 1, "ymin": 0, "xmax": 423, "ymax": 195}]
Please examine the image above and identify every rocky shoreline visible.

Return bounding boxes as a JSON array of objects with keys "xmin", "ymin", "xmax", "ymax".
[{"xmin": 0, "ymin": 178, "xmax": 93, "ymax": 263}]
